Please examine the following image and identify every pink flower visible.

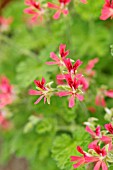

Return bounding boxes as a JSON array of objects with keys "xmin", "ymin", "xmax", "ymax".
[
  {"xmin": 105, "ymin": 123, "xmax": 113, "ymax": 134},
  {"xmin": 100, "ymin": 0, "xmax": 113, "ymax": 20},
  {"xmin": 95, "ymin": 88, "xmax": 113, "ymax": 107},
  {"xmin": 24, "ymin": 0, "xmax": 45, "ymax": 23},
  {"xmin": 29, "ymin": 77, "xmax": 53, "ymax": 104},
  {"xmin": 48, "ymin": 0, "xmax": 71, "ymax": 19},
  {"xmin": 86, "ymin": 125, "xmax": 112, "ymax": 149},
  {"xmin": 64, "ymin": 58, "xmax": 83, "ymax": 74},
  {"xmin": 57, "ymin": 74, "xmax": 84, "ymax": 108},
  {"xmin": 71, "ymin": 144, "xmax": 109, "ymax": 170},
  {"xmin": 0, "ymin": 76, "xmax": 14, "ymax": 108},
  {"xmin": 85, "ymin": 145, "xmax": 108, "ymax": 170},
  {"xmin": 0, "ymin": 16, "xmax": 13, "ymax": 32},
  {"xmin": 78, "ymin": 76, "xmax": 89, "ymax": 91},
  {"xmin": 46, "ymin": 44, "xmax": 69, "ymax": 66},
  {"xmin": 85, "ymin": 58, "xmax": 99, "ymax": 77},
  {"xmin": 80, "ymin": 0, "xmax": 87, "ymax": 4},
  {"xmin": 70, "ymin": 146, "xmax": 87, "ymax": 168}
]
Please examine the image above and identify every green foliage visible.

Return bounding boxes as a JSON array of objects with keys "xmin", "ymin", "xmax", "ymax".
[{"xmin": 52, "ymin": 128, "xmax": 89, "ymax": 170}]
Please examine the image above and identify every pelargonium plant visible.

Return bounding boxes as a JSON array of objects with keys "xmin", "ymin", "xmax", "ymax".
[
  {"xmin": 47, "ymin": 0, "xmax": 71, "ymax": 19},
  {"xmin": 29, "ymin": 44, "xmax": 89, "ymax": 108},
  {"xmin": 71, "ymin": 123, "xmax": 113, "ymax": 170}
]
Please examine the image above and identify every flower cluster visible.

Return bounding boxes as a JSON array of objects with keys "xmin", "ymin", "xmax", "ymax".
[
  {"xmin": 29, "ymin": 44, "xmax": 90, "ymax": 108},
  {"xmin": 24, "ymin": 0, "xmax": 45, "ymax": 24},
  {"xmin": 71, "ymin": 123, "xmax": 113, "ymax": 170},
  {"xmin": 48, "ymin": 0, "xmax": 71, "ymax": 20},
  {"xmin": 0, "ymin": 76, "xmax": 15, "ymax": 129},
  {"xmin": 24, "ymin": 0, "xmax": 72, "ymax": 24},
  {"xmin": 24, "ymin": 0, "xmax": 113, "ymax": 24}
]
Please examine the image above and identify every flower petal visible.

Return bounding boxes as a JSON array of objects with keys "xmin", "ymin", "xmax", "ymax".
[
  {"xmin": 50, "ymin": 52, "xmax": 59, "ymax": 62},
  {"xmin": 53, "ymin": 11, "xmax": 61, "ymax": 19},
  {"xmin": 70, "ymin": 156, "xmax": 82, "ymax": 161},
  {"xmin": 47, "ymin": 2, "xmax": 59, "ymax": 9},
  {"xmin": 34, "ymin": 95, "xmax": 44, "ymax": 104},
  {"xmin": 76, "ymin": 94, "xmax": 84, "ymax": 101},
  {"xmin": 85, "ymin": 126, "xmax": 96, "ymax": 137},
  {"xmin": 101, "ymin": 161, "xmax": 108, "ymax": 170},
  {"xmin": 94, "ymin": 161, "xmax": 101, "ymax": 170},
  {"xmin": 29, "ymin": 89, "xmax": 42, "ymax": 95},
  {"xmin": 105, "ymin": 90, "xmax": 113, "ymax": 98},
  {"xmin": 69, "ymin": 95, "xmax": 75, "ymax": 108}
]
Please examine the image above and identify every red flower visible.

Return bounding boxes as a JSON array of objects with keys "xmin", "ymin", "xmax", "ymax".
[
  {"xmin": 29, "ymin": 77, "xmax": 53, "ymax": 104},
  {"xmin": 100, "ymin": 0, "xmax": 113, "ymax": 20},
  {"xmin": 95, "ymin": 88, "xmax": 113, "ymax": 107},
  {"xmin": 70, "ymin": 146, "xmax": 87, "ymax": 168},
  {"xmin": 105, "ymin": 123, "xmax": 113, "ymax": 134},
  {"xmin": 64, "ymin": 58, "xmax": 82, "ymax": 74},
  {"xmin": 48, "ymin": 0, "xmax": 71, "ymax": 19},
  {"xmin": 85, "ymin": 145, "xmax": 108, "ymax": 170},
  {"xmin": 86, "ymin": 125, "xmax": 112, "ymax": 149},
  {"xmin": 71, "ymin": 145, "xmax": 109, "ymax": 170},
  {"xmin": 24, "ymin": 0, "xmax": 45, "ymax": 23},
  {"xmin": 57, "ymin": 74, "xmax": 84, "ymax": 108},
  {"xmin": 46, "ymin": 44, "xmax": 69, "ymax": 66}
]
